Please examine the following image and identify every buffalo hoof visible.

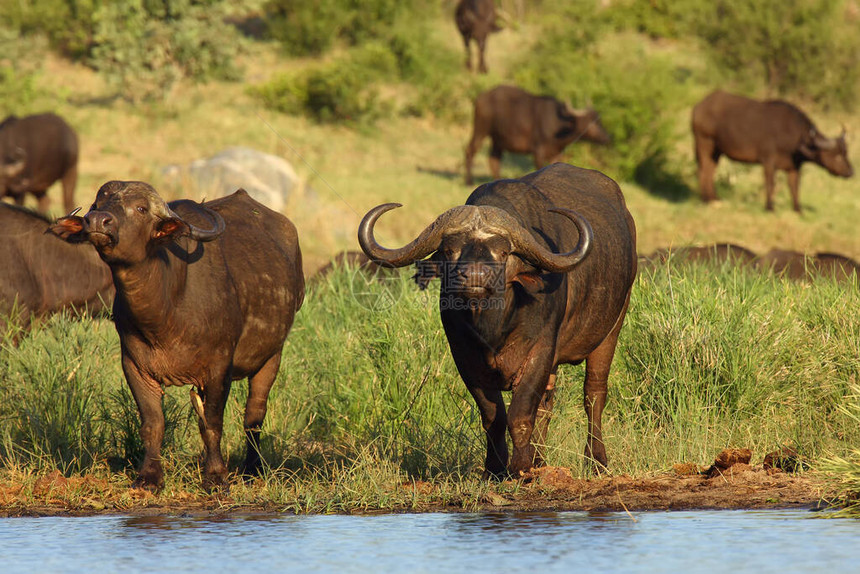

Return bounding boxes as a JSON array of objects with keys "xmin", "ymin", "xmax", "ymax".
[
  {"xmin": 482, "ymin": 467, "xmax": 511, "ymax": 481},
  {"xmin": 131, "ymin": 476, "xmax": 163, "ymax": 493},
  {"xmin": 202, "ymin": 473, "xmax": 231, "ymax": 493}
]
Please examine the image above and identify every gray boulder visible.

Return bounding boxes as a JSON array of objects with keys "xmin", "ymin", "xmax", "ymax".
[{"xmin": 163, "ymin": 147, "xmax": 301, "ymax": 212}]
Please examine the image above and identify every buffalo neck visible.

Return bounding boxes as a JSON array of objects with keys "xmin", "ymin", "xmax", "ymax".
[{"xmin": 110, "ymin": 246, "xmax": 188, "ymax": 338}]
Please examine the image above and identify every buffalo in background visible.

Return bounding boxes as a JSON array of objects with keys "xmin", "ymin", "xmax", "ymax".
[
  {"xmin": 455, "ymin": 0, "xmax": 499, "ymax": 74},
  {"xmin": 0, "ymin": 204, "xmax": 113, "ymax": 337},
  {"xmin": 691, "ymin": 90, "xmax": 853, "ymax": 212},
  {"xmin": 51, "ymin": 182, "xmax": 305, "ymax": 490},
  {"xmin": 0, "ymin": 113, "xmax": 79, "ymax": 213},
  {"xmin": 359, "ymin": 163, "xmax": 637, "ymax": 477},
  {"xmin": 465, "ymin": 85, "xmax": 610, "ymax": 185}
]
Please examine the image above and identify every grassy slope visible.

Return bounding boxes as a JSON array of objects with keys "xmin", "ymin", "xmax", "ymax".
[{"xmin": 20, "ymin": 17, "xmax": 859, "ymax": 271}]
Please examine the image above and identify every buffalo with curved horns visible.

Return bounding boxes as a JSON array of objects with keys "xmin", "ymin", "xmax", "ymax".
[
  {"xmin": 692, "ymin": 90, "xmax": 853, "ymax": 212},
  {"xmin": 359, "ymin": 163, "xmax": 637, "ymax": 477},
  {"xmin": 50, "ymin": 181, "xmax": 304, "ymax": 490}
]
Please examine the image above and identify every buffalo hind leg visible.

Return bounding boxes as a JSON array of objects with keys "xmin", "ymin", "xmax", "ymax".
[
  {"xmin": 468, "ymin": 386, "xmax": 508, "ymax": 479},
  {"xmin": 695, "ymin": 135, "xmax": 719, "ymax": 203},
  {"xmin": 241, "ymin": 352, "xmax": 282, "ymax": 477},
  {"xmin": 197, "ymin": 375, "xmax": 232, "ymax": 490},
  {"xmin": 61, "ymin": 164, "xmax": 78, "ymax": 213},
  {"xmin": 476, "ymin": 36, "xmax": 488, "ymax": 73}
]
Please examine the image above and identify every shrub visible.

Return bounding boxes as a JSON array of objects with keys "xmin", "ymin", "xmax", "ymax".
[
  {"xmin": 0, "ymin": 27, "xmax": 46, "ymax": 114},
  {"xmin": 91, "ymin": 0, "xmax": 243, "ymax": 102},
  {"xmin": 265, "ymin": 0, "xmax": 426, "ymax": 56},
  {"xmin": 694, "ymin": 0, "xmax": 860, "ymax": 109},
  {"xmin": 251, "ymin": 43, "xmax": 396, "ymax": 124}
]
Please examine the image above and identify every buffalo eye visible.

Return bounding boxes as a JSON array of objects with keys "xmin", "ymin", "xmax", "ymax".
[{"xmin": 136, "ymin": 205, "xmax": 148, "ymax": 214}]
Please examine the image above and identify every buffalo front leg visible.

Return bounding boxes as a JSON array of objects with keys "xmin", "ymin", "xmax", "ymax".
[
  {"xmin": 241, "ymin": 352, "xmax": 282, "ymax": 477},
  {"xmin": 464, "ymin": 131, "xmax": 484, "ymax": 186},
  {"xmin": 763, "ymin": 163, "xmax": 777, "ymax": 211},
  {"xmin": 787, "ymin": 168, "xmax": 802, "ymax": 213},
  {"xmin": 462, "ymin": 35, "xmax": 473, "ymax": 71},
  {"xmin": 123, "ymin": 359, "xmax": 166, "ymax": 490},
  {"xmin": 582, "ymin": 297, "xmax": 629, "ymax": 473},
  {"xmin": 507, "ymin": 356, "xmax": 555, "ymax": 476},
  {"xmin": 467, "ymin": 385, "xmax": 508, "ymax": 479},
  {"xmin": 197, "ymin": 375, "xmax": 232, "ymax": 489},
  {"xmin": 531, "ymin": 373, "xmax": 556, "ymax": 468},
  {"xmin": 489, "ymin": 142, "xmax": 503, "ymax": 181}
]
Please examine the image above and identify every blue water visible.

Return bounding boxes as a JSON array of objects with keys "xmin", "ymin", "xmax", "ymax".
[{"xmin": 0, "ymin": 509, "xmax": 856, "ymax": 573}]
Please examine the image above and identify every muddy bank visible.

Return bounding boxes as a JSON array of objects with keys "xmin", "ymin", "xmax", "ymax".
[{"xmin": 0, "ymin": 464, "xmax": 830, "ymax": 518}]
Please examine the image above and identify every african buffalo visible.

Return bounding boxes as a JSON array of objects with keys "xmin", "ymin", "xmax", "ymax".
[
  {"xmin": 642, "ymin": 243, "xmax": 757, "ymax": 270},
  {"xmin": 691, "ymin": 90, "xmax": 853, "ymax": 212},
  {"xmin": 465, "ymin": 85, "xmax": 610, "ymax": 185},
  {"xmin": 359, "ymin": 163, "xmax": 637, "ymax": 477},
  {"xmin": 0, "ymin": 113, "xmax": 79, "ymax": 213},
  {"xmin": 0, "ymin": 204, "xmax": 113, "ymax": 336},
  {"xmin": 50, "ymin": 181, "xmax": 304, "ymax": 490},
  {"xmin": 455, "ymin": 0, "xmax": 499, "ymax": 74},
  {"xmin": 755, "ymin": 248, "xmax": 859, "ymax": 282}
]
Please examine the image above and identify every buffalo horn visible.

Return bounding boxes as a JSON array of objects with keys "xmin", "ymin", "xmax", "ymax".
[
  {"xmin": 358, "ymin": 203, "xmax": 472, "ymax": 268},
  {"xmin": 146, "ymin": 188, "xmax": 225, "ymax": 242},
  {"xmin": 505, "ymin": 207, "xmax": 593, "ymax": 273}
]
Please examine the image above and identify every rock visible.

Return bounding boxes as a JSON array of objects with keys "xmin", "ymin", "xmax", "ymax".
[
  {"xmin": 673, "ymin": 463, "xmax": 703, "ymax": 476},
  {"xmin": 162, "ymin": 147, "xmax": 302, "ymax": 212},
  {"xmin": 763, "ymin": 447, "xmax": 808, "ymax": 473},
  {"xmin": 714, "ymin": 448, "xmax": 752, "ymax": 469}
]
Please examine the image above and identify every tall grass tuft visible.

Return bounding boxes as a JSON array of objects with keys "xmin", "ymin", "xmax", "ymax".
[{"xmin": 1, "ymin": 261, "xmax": 857, "ymax": 507}]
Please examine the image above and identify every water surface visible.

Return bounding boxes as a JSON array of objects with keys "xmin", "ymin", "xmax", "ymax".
[{"xmin": 0, "ymin": 509, "xmax": 856, "ymax": 573}]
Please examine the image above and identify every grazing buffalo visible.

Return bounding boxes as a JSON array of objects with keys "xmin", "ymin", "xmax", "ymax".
[
  {"xmin": 455, "ymin": 0, "xmax": 499, "ymax": 74},
  {"xmin": 755, "ymin": 249, "xmax": 859, "ymax": 282},
  {"xmin": 359, "ymin": 163, "xmax": 637, "ymax": 477},
  {"xmin": 0, "ymin": 204, "xmax": 113, "ymax": 336},
  {"xmin": 641, "ymin": 243, "xmax": 757, "ymax": 271},
  {"xmin": 0, "ymin": 113, "xmax": 79, "ymax": 213},
  {"xmin": 310, "ymin": 250, "xmax": 386, "ymax": 284},
  {"xmin": 465, "ymin": 85, "xmax": 610, "ymax": 185},
  {"xmin": 691, "ymin": 90, "xmax": 853, "ymax": 212},
  {"xmin": 51, "ymin": 181, "xmax": 304, "ymax": 490}
]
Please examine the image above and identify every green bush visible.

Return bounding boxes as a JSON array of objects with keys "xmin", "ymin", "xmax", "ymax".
[
  {"xmin": 0, "ymin": 0, "xmax": 100, "ymax": 60},
  {"xmin": 251, "ymin": 43, "xmax": 396, "ymax": 124},
  {"xmin": 90, "ymin": 0, "xmax": 243, "ymax": 102},
  {"xmin": 0, "ymin": 27, "xmax": 46, "ymax": 114},
  {"xmin": 695, "ymin": 0, "xmax": 860, "ymax": 109},
  {"xmin": 265, "ymin": 0, "xmax": 426, "ymax": 56}
]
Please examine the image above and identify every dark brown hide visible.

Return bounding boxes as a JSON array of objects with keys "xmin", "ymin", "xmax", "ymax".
[
  {"xmin": 755, "ymin": 248, "xmax": 859, "ymax": 282},
  {"xmin": 50, "ymin": 181, "xmax": 304, "ymax": 490},
  {"xmin": 0, "ymin": 113, "xmax": 79, "ymax": 213},
  {"xmin": 359, "ymin": 163, "xmax": 637, "ymax": 478},
  {"xmin": 455, "ymin": 0, "xmax": 499, "ymax": 73},
  {"xmin": 642, "ymin": 243, "xmax": 757, "ymax": 271},
  {"xmin": 0, "ymin": 204, "xmax": 112, "ymax": 335},
  {"xmin": 465, "ymin": 85, "xmax": 610, "ymax": 185},
  {"xmin": 691, "ymin": 90, "xmax": 853, "ymax": 212}
]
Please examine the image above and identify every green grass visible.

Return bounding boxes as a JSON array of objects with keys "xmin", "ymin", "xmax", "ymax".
[{"xmin": 2, "ymin": 262, "xmax": 857, "ymax": 511}]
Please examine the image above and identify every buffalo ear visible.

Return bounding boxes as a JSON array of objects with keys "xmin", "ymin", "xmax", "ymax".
[
  {"xmin": 49, "ymin": 215, "xmax": 88, "ymax": 243},
  {"xmin": 413, "ymin": 257, "xmax": 442, "ymax": 290},
  {"xmin": 152, "ymin": 217, "xmax": 189, "ymax": 242},
  {"xmin": 511, "ymin": 271, "xmax": 545, "ymax": 294}
]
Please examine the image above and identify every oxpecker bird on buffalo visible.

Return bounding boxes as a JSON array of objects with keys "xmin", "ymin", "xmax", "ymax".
[
  {"xmin": 50, "ymin": 181, "xmax": 304, "ymax": 490},
  {"xmin": 359, "ymin": 163, "xmax": 637, "ymax": 478}
]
